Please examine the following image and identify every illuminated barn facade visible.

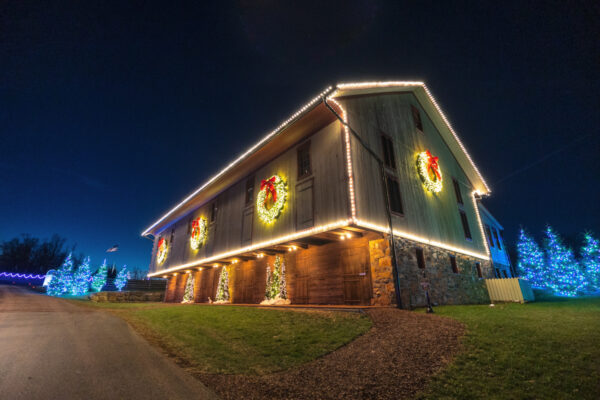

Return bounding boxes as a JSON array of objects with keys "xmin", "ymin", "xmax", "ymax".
[{"xmin": 143, "ymin": 82, "xmax": 500, "ymax": 307}]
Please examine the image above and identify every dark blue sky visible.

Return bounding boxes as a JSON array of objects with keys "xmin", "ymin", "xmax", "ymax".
[{"xmin": 1, "ymin": 1, "xmax": 598, "ymax": 271}]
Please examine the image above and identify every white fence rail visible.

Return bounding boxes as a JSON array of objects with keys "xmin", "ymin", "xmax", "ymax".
[{"xmin": 485, "ymin": 278, "xmax": 535, "ymax": 303}]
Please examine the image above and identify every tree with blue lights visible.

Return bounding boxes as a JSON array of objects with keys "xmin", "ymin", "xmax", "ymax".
[
  {"xmin": 544, "ymin": 226, "xmax": 586, "ymax": 296},
  {"xmin": 114, "ymin": 265, "xmax": 129, "ymax": 291},
  {"xmin": 517, "ymin": 228, "xmax": 546, "ymax": 288},
  {"xmin": 71, "ymin": 256, "xmax": 91, "ymax": 295},
  {"xmin": 91, "ymin": 259, "xmax": 108, "ymax": 292},
  {"xmin": 581, "ymin": 232, "xmax": 600, "ymax": 290},
  {"xmin": 46, "ymin": 253, "xmax": 74, "ymax": 296}
]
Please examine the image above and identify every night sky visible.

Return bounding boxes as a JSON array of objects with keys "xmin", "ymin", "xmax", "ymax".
[{"xmin": 2, "ymin": 1, "xmax": 599, "ymax": 272}]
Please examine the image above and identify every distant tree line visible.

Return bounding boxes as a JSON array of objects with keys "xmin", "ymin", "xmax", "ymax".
[{"xmin": 0, "ymin": 234, "xmax": 82, "ymax": 274}]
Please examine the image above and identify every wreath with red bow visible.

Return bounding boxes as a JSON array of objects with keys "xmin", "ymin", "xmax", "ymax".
[
  {"xmin": 156, "ymin": 237, "xmax": 168, "ymax": 264},
  {"xmin": 256, "ymin": 175, "xmax": 287, "ymax": 223},
  {"xmin": 190, "ymin": 217, "xmax": 207, "ymax": 250},
  {"xmin": 417, "ymin": 150, "xmax": 443, "ymax": 192}
]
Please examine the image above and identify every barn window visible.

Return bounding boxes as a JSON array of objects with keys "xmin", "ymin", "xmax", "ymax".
[
  {"xmin": 210, "ymin": 202, "xmax": 217, "ymax": 223},
  {"xmin": 297, "ymin": 142, "xmax": 312, "ymax": 179},
  {"xmin": 485, "ymin": 224, "xmax": 495, "ymax": 248},
  {"xmin": 493, "ymin": 228, "xmax": 503, "ymax": 249},
  {"xmin": 496, "ymin": 268, "xmax": 502, "ymax": 278},
  {"xmin": 459, "ymin": 210, "xmax": 472, "ymax": 240},
  {"xmin": 380, "ymin": 134, "xmax": 396, "ymax": 170},
  {"xmin": 245, "ymin": 176, "xmax": 254, "ymax": 205},
  {"xmin": 411, "ymin": 105, "xmax": 423, "ymax": 132},
  {"xmin": 416, "ymin": 248, "xmax": 425, "ymax": 269},
  {"xmin": 475, "ymin": 262, "xmax": 482, "ymax": 278},
  {"xmin": 170, "ymin": 229, "xmax": 175, "ymax": 245},
  {"xmin": 449, "ymin": 255, "xmax": 458, "ymax": 273},
  {"xmin": 386, "ymin": 175, "xmax": 404, "ymax": 215},
  {"xmin": 452, "ymin": 178, "xmax": 464, "ymax": 205},
  {"xmin": 502, "ymin": 270, "xmax": 509, "ymax": 278}
]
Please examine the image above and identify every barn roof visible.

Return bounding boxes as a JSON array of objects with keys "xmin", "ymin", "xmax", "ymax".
[{"xmin": 142, "ymin": 81, "xmax": 490, "ymax": 237}]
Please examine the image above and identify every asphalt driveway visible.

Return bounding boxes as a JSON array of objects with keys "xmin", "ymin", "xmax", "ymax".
[{"xmin": 0, "ymin": 285, "xmax": 217, "ymax": 400}]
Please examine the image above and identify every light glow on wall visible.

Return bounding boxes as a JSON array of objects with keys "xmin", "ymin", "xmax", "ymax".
[
  {"xmin": 147, "ymin": 219, "xmax": 353, "ymax": 277},
  {"xmin": 354, "ymin": 219, "xmax": 489, "ymax": 260}
]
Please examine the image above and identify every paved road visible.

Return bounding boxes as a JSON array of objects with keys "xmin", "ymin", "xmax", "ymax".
[{"xmin": 0, "ymin": 285, "xmax": 218, "ymax": 399}]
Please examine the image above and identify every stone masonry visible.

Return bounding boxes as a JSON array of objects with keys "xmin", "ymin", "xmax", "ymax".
[{"xmin": 369, "ymin": 236, "xmax": 491, "ymax": 308}]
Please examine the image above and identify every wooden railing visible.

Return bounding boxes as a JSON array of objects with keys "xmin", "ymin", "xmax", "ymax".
[{"xmin": 485, "ymin": 278, "xmax": 535, "ymax": 303}]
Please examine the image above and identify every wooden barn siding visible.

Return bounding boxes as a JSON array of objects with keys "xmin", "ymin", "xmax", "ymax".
[
  {"xmin": 174, "ymin": 234, "xmax": 376, "ymax": 305},
  {"xmin": 341, "ymin": 93, "xmax": 487, "ymax": 255},
  {"xmin": 150, "ymin": 120, "xmax": 349, "ymax": 274}
]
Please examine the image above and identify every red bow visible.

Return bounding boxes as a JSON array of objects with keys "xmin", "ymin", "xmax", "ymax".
[
  {"xmin": 261, "ymin": 176, "xmax": 277, "ymax": 205},
  {"xmin": 426, "ymin": 150, "xmax": 441, "ymax": 180},
  {"xmin": 192, "ymin": 218, "xmax": 199, "ymax": 230},
  {"xmin": 158, "ymin": 237, "xmax": 165, "ymax": 249}
]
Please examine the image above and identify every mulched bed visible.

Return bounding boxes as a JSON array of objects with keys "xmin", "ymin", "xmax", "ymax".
[{"xmin": 194, "ymin": 309, "xmax": 464, "ymax": 400}]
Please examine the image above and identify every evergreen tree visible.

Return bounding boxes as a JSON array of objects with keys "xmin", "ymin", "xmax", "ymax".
[
  {"xmin": 71, "ymin": 256, "xmax": 91, "ymax": 295},
  {"xmin": 264, "ymin": 266, "xmax": 272, "ymax": 300},
  {"xmin": 215, "ymin": 266, "xmax": 230, "ymax": 302},
  {"xmin": 544, "ymin": 226, "xmax": 586, "ymax": 296},
  {"xmin": 91, "ymin": 259, "xmax": 108, "ymax": 292},
  {"xmin": 182, "ymin": 273, "xmax": 195, "ymax": 303},
  {"xmin": 581, "ymin": 232, "xmax": 600, "ymax": 290},
  {"xmin": 46, "ymin": 253, "xmax": 74, "ymax": 296},
  {"xmin": 279, "ymin": 257, "xmax": 288, "ymax": 300},
  {"xmin": 114, "ymin": 265, "xmax": 129, "ymax": 291},
  {"xmin": 269, "ymin": 256, "xmax": 281, "ymax": 300},
  {"xmin": 517, "ymin": 229, "xmax": 546, "ymax": 288}
]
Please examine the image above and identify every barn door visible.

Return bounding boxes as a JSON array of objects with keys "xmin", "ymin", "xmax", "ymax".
[
  {"xmin": 342, "ymin": 246, "xmax": 371, "ymax": 305},
  {"xmin": 243, "ymin": 266, "xmax": 255, "ymax": 303}
]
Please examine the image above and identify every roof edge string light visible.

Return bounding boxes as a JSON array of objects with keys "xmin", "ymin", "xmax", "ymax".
[{"xmin": 325, "ymin": 94, "xmax": 357, "ymax": 221}]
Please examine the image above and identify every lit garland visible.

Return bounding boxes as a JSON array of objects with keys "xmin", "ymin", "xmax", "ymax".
[
  {"xmin": 0, "ymin": 272, "xmax": 45, "ymax": 279},
  {"xmin": 190, "ymin": 217, "xmax": 208, "ymax": 250},
  {"xmin": 417, "ymin": 150, "xmax": 443, "ymax": 193},
  {"xmin": 156, "ymin": 237, "xmax": 168, "ymax": 264},
  {"xmin": 256, "ymin": 175, "xmax": 287, "ymax": 224}
]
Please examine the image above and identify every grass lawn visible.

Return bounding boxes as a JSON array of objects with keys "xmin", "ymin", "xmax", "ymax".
[
  {"xmin": 418, "ymin": 297, "xmax": 600, "ymax": 400},
  {"xmin": 72, "ymin": 301, "xmax": 372, "ymax": 375}
]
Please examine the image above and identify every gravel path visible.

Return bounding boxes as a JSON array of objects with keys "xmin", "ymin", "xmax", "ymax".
[{"xmin": 196, "ymin": 308, "xmax": 464, "ymax": 399}]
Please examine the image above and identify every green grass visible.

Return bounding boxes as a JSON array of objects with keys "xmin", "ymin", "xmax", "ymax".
[
  {"xmin": 418, "ymin": 297, "xmax": 600, "ymax": 400},
  {"xmin": 74, "ymin": 302, "xmax": 372, "ymax": 375}
]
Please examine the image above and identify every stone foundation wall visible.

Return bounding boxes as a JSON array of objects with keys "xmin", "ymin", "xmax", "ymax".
[
  {"xmin": 89, "ymin": 291, "xmax": 164, "ymax": 302},
  {"xmin": 369, "ymin": 236, "xmax": 491, "ymax": 308}
]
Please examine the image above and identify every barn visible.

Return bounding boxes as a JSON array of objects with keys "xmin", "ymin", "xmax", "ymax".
[{"xmin": 143, "ymin": 81, "xmax": 500, "ymax": 308}]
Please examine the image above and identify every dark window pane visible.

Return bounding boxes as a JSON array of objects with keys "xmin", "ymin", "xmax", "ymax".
[
  {"xmin": 493, "ymin": 229, "xmax": 503, "ymax": 249},
  {"xmin": 170, "ymin": 229, "xmax": 175, "ymax": 245},
  {"xmin": 380, "ymin": 135, "xmax": 396, "ymax": 169},
  {"xmin": 502, "ymin": 270, "xmax": 508, "ymax": 278},
  {"xmin": 245, "ymin": 177, "xmax": 254, "ymax": 205},
  {"xmin": 450, "ymin": 255, "xmax": 458, "ymax": 273},
  {"xmin": 297, "ymin": 143, "xmax": 311, "ymax": 178},
  {"xmin": 485, "ymin": 224, "xmax": 495, "ymax": 247},
  {"xmin": 475, "ymin": 262, "xmax": 482, "ymax": 278},
  {"xmin": 496, "ymin": 268, "xmax": 501, "ymax": 278},
  {"xmin": 460, "ymin": 210, "xmax": 472, "ymax": 240},
  {"xmin": 386, "ymin": 176, "xmax": 403, "ymax": 214},
  {"xmin": 411, "ymin": 105, "xmax": 423, "ymax": 132},
  {"xmin": 416, "ymin": 248, "xmax": 425, "ymax": 269},
  {"xmin": 452, "ymin": 178, "xmax": 463, "ymax": 205}
]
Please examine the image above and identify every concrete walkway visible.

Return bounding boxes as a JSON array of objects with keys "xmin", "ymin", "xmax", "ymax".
[{"xmin": 0, "ymin": 285, "xmax": 218, "ymax": 399}]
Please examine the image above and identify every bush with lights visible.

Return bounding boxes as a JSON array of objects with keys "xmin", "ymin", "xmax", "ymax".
[
  {"xmin": 91, "ymin": 259, "xmax": 108, "ymax": 292},
  {"xmin": 114, "ymin": 265, "xmax": 129, "ymax": 292}
]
